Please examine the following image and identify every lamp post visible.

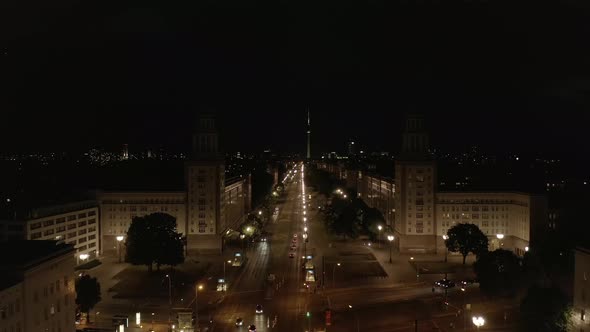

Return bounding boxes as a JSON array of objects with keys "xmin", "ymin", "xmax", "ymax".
[
  {"xmin": 496, "ymin": 234, "xmax": 504, "ymax": 250},
  {"xmin": 223, "ymin": 260, "xmax": 231, "ymax": 295},
  {"xmin": 332, "ymin": 263, "xmax": 341, "ymax": 288},
  {"xmin": 387, "ymin": 235, "xmax": 394, "ymax": 263},
  {"xmin": 472, "ymin": 316, "xmax": 485, "ymax": 330},
  {"xmin": 240, "ymin": 233, "xmax": 245, "ymax": 255},
  {"xmin": 348, "ymin": 305, "xmax": 360, "ymax": 332},
  {"xmin": 116, "ymin": 235, "xmax": 124, "ymax": 263},
  {"xmin": 442, "ymin": 235, "xmax": 449, "ymax": 263},
  {"xmin": 195, "ymin": 284, "xmax": 203, "ymax": 331},
  {"xmin": 165, "ymin": 274, "xmax": 172, "ymax": 323},
  {"xmin": 302, "ymin": 233, "xmax": 308, "ymax": 257},
  {"xmin": 377, "ymin": 225, "xmax": 383, "ymax": 248}
]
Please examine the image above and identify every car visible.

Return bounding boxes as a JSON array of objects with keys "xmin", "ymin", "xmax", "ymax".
[
  {"xmin": 290, "ymin": 246, "xmax": 296, "ymax": 251},
  {"xmin": 248, "ymin": 325, "xmax": 256, "ymax": 332},
  {"xmin": 434, "ymin": 279, "xmax": 455, "ymax": 288},
  {"xmin": 292, "ymin": 238, "xmax": 297, "ymax": 243},
  {"xmin": 289, "ymin": 253, "xmax": 295, "ymax": 258},
  {"xmin": 293, "ymin": 234, "xmax": 298, "ymax": 238},
  {"xmin": 459, "ymin": 279, "xmax": 477, "ymax": 287},
  {"xmin": 235, "ymin": 318, "xmax": 243, "ymax": 326},
  {"xmin": 255, "ymin": 305, "xmax": 263, "ymax": 314}
]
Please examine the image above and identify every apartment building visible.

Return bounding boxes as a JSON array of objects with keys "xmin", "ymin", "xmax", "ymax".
[
  {"xmin": 573, "ymin": 247, "xmax": 590, "ymax": 332},
  {"xmin": 0, "ymin": 201, "xmax": 99, "ymax": 265},
  {"xmin": 98, "ymin": 113, "xmax": 252, "ymax": 255},
  {"xmin": 0, "ymin": 240, "xmax": 76, "ymax": 332},
  {"xmin": 98, "ymin": 191, "xmax": 187, "ymax": 255},
  {"xmin": 316, "ymin": 114, "xmax": 547, "ymax": 255},
  {"xmin": 435, "ymin": 192, "xmax": 547, "ymax": 256},
  {"xmin": 357, "ymin": 173, "xmax": 395, "ymax": 229}
]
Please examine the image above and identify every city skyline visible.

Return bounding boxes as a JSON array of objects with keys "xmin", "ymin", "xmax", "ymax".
[{"xmin": 3, "ymin": 109, "xmax": 590, "ymax": 158}]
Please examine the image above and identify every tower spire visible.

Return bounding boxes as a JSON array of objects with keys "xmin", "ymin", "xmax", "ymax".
[{"xmin": 306, "ymin": 109, "xmax": 311, "ymax": 159}]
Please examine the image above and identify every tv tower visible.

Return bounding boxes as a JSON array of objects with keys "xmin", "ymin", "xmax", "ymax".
[{"xmin": 306, "ymin": 109, "xmax": 311, "ymax": 159}]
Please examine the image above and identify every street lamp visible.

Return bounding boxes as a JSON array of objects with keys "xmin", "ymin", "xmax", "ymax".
[
  {"xmin": 496, "ymin": 234, "xmax": 504, "ymax": 250},
  {"xmin": 304, "ymin": 226, "xmax": 308, "ymax": 233},
  {"xmin": 195, "ymin": 284, "xmax": 204, "ymax": 331},
  {"xmin": 387, "ymin": 235, "xmax": 394, "ymax": 263},
  {"xmin": 223, "ymin": 259, "xmax": 231, "ymax": 295},
  {"xmin": 302, "ymin": 233, "xmax": 308, "ymax": 256},
  {"xmin": 165, "ymin": 274, "xmax": 172, "ymax": 323},
  {"xmin": 472, "ymin": 316, "xmax": 485, "ymax": 330},
  {"xmin": 240, "ymin": 233, "xmax": 246, "ymax": 256},
  {"xmin": 332, "ymin": 263, "xmax": 341, "ymax": 287},
  {"xmin": 377, "ymin": 225, "xmax": 383, "ymax": 248},
  {"xmin": 442, "ymin": 235, "xmax": 449, "ymax": 263},
  {"xmin": 116, "ymin": 235, "xmax": 124, "ymax": 263}
]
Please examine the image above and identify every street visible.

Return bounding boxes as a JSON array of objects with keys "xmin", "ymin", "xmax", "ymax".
[{"xmin": 86, "ymin": 163, "xmax": 521, "ymax": 332}]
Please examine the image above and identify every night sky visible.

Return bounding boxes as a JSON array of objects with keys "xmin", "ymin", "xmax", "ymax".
[{"xmin": 3, "ymin": 0, "xmax": 590, "ymax": 156}]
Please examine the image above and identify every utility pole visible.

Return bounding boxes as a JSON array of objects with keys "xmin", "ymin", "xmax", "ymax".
[{"xmin": 322, "ymin": 255, "xmax": 326, "ymax": 289}]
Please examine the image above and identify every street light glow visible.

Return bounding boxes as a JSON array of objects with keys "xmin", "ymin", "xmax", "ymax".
[
  {"xmin": 442, "ymin": 234, "xmax": 448, "ymax": 240},
  {"xmin": 79, "ymin": 254, "xmax": 89, "ymax": 260},
  {"xmin": 116, "ymin": 235, "xmax": 124, "ymax": 242},
  {"xmin": 496, "ymin": 234, "xmax": 504, "ymax": 239},
  {"xmin": 472, "ymin": 316, "xmax": 485, "ymax": 328},
  {"xmin": 378, "ymin": 225, "xmax": 382, "ymax": 231},
  {"xmin": 387, "ymin": 235, "xmax": 394, "ymax": 242}
]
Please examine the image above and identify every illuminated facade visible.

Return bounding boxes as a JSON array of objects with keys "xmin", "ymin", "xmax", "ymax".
[
  {"xmin": 98, "ymin": 113, "xmax": 251, "ymax": 255},
  {"xmin": 573, "ymin": 247, "xmax": 590, "ymax": 332},
  {"xmin": 0, "ymin": 202, "xmax": 100, "ymax": 265},
  {"xmin": 317, "ymin": 114, "xmax": 547, "ymax": 255},
  {"xmin": 0, "ymin": 241, "xmax": 76, "ymax": 332}
]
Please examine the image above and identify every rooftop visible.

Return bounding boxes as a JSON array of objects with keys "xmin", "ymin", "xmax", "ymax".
[{"xmin": 0, "ymin": 240, "xmax": 75, "ymax": 270}]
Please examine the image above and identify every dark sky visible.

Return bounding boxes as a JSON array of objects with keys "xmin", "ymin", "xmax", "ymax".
[{"xmin": 2, "ymin": 0, "xmax": 590, "ymax": 156}]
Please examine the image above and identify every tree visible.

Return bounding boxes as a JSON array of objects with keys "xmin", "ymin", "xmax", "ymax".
[
  {"xmin": 75, "ymin": 275, "xmax": 101, "ymax": 324},
  {"xmin": 520, "ymin": 285, "xmax": 573, "ymax": 332},
  {"xmin": 126, "ymin": 213, "xmax": 184, "ymax": 272},
  {"xmin": 125, "ymin": 216, "xmax": 156, "ymax": 271},
  {"xmin": 331, "ymin": 204, "xmax": 360, "ymax": 239},
  {"xmin": 445, "ymin": 223, "xmax": 488, "ymax": 265},
  {"xmin": 360, "ymin": 207, "xmax": 385, "ymax": 241},
  {"xmin": 473, "ymin": 249, "xmax": 523, "ymax": 297}
]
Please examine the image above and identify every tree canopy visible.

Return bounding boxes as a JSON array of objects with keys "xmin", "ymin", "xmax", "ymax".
[
  {"xmin": 473, "ymin": 249, "xmax": 523, "ymax": 298},
  {"xmin": 75, "ymin": 275, "xmax": 101, "ymax": 323},
  {"xmin": 520, "ymin": 285, "xmax": 572, "ymax": 332},
  {"xmin": 126, "ymin": 212, "xmax": 184, "ymax": 271},
  {"xmin": 445, "ymin": 223, "xmax": 489, "ymax": 265}
]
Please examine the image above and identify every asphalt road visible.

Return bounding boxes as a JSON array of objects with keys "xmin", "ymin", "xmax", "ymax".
[{"xmin": 211, "ymin": 165, "xmax": 312, "ymax": 332}]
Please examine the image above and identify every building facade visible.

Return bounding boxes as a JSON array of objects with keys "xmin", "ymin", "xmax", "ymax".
[
  {"xmin": 573, "ymin": 247, "xmax": 590, "ymax": 332},
  {"xmin": 435, "ymin": 192, "xmax": 547, "ymax": 256},
  {"xmin": 0, "ymin": 201, "xmax": 100, "ymax": 265},
  {"xmin": 357, "ymin": 173, "xmax": 395, "ymax": 229},
  {"xmin": 98, "ymin": 191, "xmax": 187, "ymax": 255},
  {"xmin": 0, "ymin": 241, "xmax": 76, "ymax": 332},
  {"xmin": 98, "ymin": 113, "xmax": 252, "ymax": 255},
  {"xmin": 316, "ymin": 114, "xmax": 547, "ymax": 256}
]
